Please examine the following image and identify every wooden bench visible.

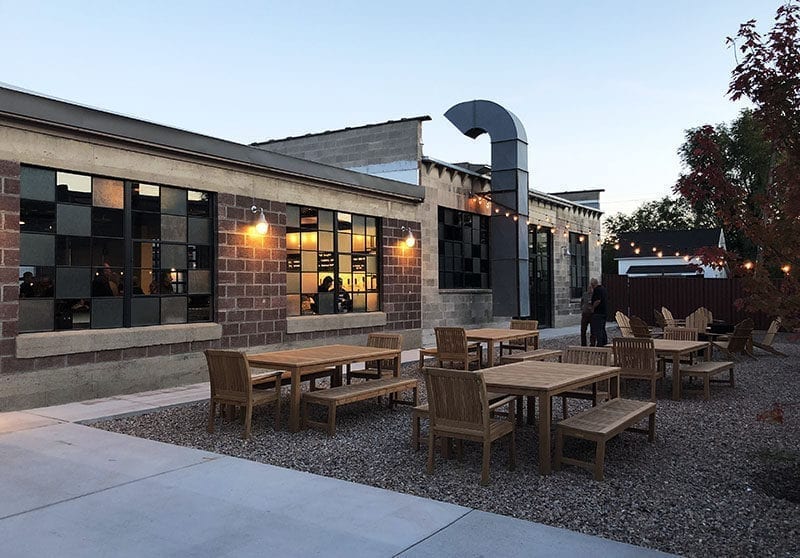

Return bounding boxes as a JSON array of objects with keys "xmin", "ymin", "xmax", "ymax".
[
  {"xmin": 499, "ymin": 348, "xmax": 562, "ymax": 364},
  {"xmin": 301, "ymin": 377, "xmax": 418, "ymax": 436},
  {"xmin": 679, "ymin": 360, "xmax": 734, "ymax": 400},
  {"xmin": 554, "ymin": 398, "xmax": 656, "ymax": 480}
]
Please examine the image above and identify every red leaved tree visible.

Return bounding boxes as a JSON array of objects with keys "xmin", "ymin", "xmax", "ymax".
[{"xmin": 675, "ymin": 1, "xmax": 800, "ymax": 329}]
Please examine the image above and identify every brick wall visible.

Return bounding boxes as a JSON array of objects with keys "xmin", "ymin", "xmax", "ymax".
[
  {"xmin": 215, "ymin": 193, "xmax": 286, "ymax": 349},
  {"xmin": 381, "ymin": 219, "xmax": 422, "ymax": 331}
]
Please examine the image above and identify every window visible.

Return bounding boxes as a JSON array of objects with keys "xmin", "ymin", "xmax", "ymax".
[
  {"xmin": 569, "ymin": 232, "xmax": 589, "ymax": 298},
  {"xmin": 18, "ymin": 165, "xmax": 214, "ymax": 333},
  {"xmin": 438, "ymin": 207, "xmax": 490, "ymax": 289},
  {"xmin": 286, "ymin": 205, "xmax": 380, "ymax": 316}
]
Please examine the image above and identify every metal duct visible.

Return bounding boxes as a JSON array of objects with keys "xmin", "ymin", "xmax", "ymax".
[{"xmin": 444, "ymin": 100, "xmax": 530, "ymax": 318}]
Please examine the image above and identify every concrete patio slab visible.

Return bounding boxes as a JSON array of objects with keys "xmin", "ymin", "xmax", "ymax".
[
  {"xmin": 0, "ymin": 411, "xmax": 62, "ymax": 434},
  {"xmin": 398, "ymin": 509, "xmax": 673, "ymax": 557}
]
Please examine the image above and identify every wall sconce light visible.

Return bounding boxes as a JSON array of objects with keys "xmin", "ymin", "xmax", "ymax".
[
  {"xmin": 251, "ymin": 205, "xmax": 268, "ymax": 235},
  {"xmin": 562, "ymin": 246, "xmax": 572, "ymax": 257},
  {"xmin": 401, "ymin": 226, "xmax": 416, "ymax": 248}
]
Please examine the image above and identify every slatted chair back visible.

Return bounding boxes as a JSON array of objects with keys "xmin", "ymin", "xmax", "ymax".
[
  {"xmin": 664, "ymin": 326, "xmax": 699, "ymax": 341},
  {"xmin": 562, "ymin": 346, "xmax": 613, "ymax": 366},
  {"xmin": 685, "ymin": 308, "xmax": 705, "ymax": 332},
  {"xmin": 615, "ymin": 311, "xmax": 633, "ymax": 338},
  {"xmin": 760, "ymin": 318, "xmax": 781, "ymax": 347},
  {"xmin": 661, "ymin": 307, "xmax": 677, "ymax": 327},
  {"xmin": 365, "ymin": 332, "xmax": 403, "ymax": 371},
  {"xmin": 434, "ymin": 327, "xmax": 481, "ymax": 369},
  {"xmin": 724, "ymin": 318, "xmax": 755, "ymax": 354},
  {"xmin": 502, "ymin": 319, "xmax": 539, "ymax": 353},
  {"xmin": 205, "ymin": 349, "xmax": 252, "ymax": 404},
  {"xmin": 653, "ymin": 309, "xmax": 667, "ymax": 330},
  {"xmin": 629, "ymin": 316, "xmax": 652, "ymax": 338},
  {"xmin": 424, "ymin": 366, "xmax": 488, "ymax": 437},
  {"xmin": 699, "ymin": 307, "xmax": 713, "ymax": 324},
  {"xmin": 613, "ymin": 338, "xmax": 658, "ymax": 373}
]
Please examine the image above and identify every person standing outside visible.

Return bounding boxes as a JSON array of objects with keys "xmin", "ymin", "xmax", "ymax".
[
  {"xmin": 589, "ymin": 277, "xmax": 608, "ymax": 347},
  {"xmin": 580, "ymin": 282, "xmax": 594, "ymax": 346}
]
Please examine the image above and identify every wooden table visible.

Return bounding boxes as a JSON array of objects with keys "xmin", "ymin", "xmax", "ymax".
[
  {"xmin": 248, "ymin": 344, "xmax": 401, "ymax": 432},
  {"xmin": 482, "ymin": 360, "xmax": 620, "ymax": 475},
  {"xmin": 651, "ymin": 339, "xmax": 712, "ymax": 400},
  {"xmin": 464, "ymin": 328, "xmax": 540, "ymax": 367}
]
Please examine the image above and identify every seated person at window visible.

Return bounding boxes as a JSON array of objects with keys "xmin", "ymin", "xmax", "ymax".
[
  {"xmin": 336, "ymin": 277, "xmax": 352, "ymax": 312},
  {"xmin": 311, "ymin": 276, "xmax": 334, "ymax": 314},
  {"xmin": 149, "ymin": 275, "xmax": 174, "ymax": 294},
  {"xmin": 19, "ymin": 272, "xmax": 35, "ymax": 298},
  {"xmin": 92, "ymin": 263, "xmax": 118, "ymax": 297}
]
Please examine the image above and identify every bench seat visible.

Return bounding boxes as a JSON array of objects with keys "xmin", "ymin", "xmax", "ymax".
[
  {"xmin": 302, "ymin": 377, "xmax": 418, "ymax": 436},
  {"xmin": 679, "ymin": 360, "xmax": 734, "ymax": 400},
  {"xmin": 555, "ymin": 398, "xmax": 656, "ymax": 480}
]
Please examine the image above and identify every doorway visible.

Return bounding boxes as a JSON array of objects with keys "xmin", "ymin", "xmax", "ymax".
[{"xmin": 528, "ymin": 228, "xmax": 553, "ymax": 327}]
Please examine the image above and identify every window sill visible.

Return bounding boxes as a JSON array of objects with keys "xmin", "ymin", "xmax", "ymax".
[
  {"xmin": 438, "ymin": 289, "xmax": 493, "ymax": 294},
  {"xmin": 16, "ymin": 322, "xmax": 223, "ymax": 359},
  {"xmin": 287, "ymin": 312, "xmax": 388, "ymax": 334}
]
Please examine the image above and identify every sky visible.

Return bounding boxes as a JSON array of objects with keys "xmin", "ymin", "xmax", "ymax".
[{"xmin": 0, "ymin": 0, "xmax": 783, "ymax": 216}]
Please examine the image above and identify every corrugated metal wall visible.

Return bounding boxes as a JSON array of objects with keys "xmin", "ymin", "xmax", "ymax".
[{"xmin": 602, "ymin": 275, "xmax": 772, "ymax": 329}]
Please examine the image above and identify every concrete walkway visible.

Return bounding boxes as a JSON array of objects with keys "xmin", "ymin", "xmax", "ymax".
[{"xmin": 0, "ymin": 324, "xmax": 674, "ymax": 557}]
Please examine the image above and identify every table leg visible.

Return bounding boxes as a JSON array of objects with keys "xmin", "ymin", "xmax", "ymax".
[
  {"xmin": 290, "ymin": 368, "xmax": 302, "ymax": 432},
  {"xmin": 610, "ymin": 373, "xmax": 620, "ymax": 398},
  {"xmin": 538, "ymin": 394, "xmax": 552, "ymax": 475},
  {"xmin": 671, "ymin": 354, "xmax": 681, "ymax": 400},
  {"xmin": 534, "ymin": 333, "xmax": 539, "ymax": 350},
  {"xmin": 486, "ymin": 341, "xmax": 495, "ymax": 367}
]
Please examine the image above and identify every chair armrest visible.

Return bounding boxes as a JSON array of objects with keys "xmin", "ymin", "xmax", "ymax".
[
  {"xmin": 488, "ymin": 395, "xmax": 517, "ymax": 411},
  {"xmin": 251, "ymin": 369, "xmax": 285, "ymax": 385}
]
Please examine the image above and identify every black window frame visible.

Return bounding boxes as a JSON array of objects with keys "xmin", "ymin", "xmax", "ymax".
[
  {"xmin": 285, "ymin": 204, "xmax": 381, "ymax": 317},
  {"xmin": 18, "ymin": 165, "xmax": 216, "ymax": 333},
  {"xmin": 569, "ymin": 232, "xmax": 589, "ymax": 299},
  {"xmin": 437, "ymin": 206, "xmax": 490, "ymax": 289}
]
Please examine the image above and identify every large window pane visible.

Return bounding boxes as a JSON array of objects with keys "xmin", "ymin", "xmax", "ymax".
[
  {"xmin": 133, "ymin": 183, "xmax": 160, "ymax": 212},
  {"xmin": 437, "ymin": 207, "xmax": 490, "ymax": 290},
  {"xmin": 161, "ymin": 187, "xmax": 186, "ymax": 215},
  {"xmin": 56, "ymin": 172, "xmax": 92, "ymax": 204},
  {"xmin": 92, "ymin": 298, "xmax": 123, "ymax": 329},
  {"xmin": 161, "ymin": 296, "xmax": 187, "ymax": 324},
  {"xmin": 20, "ymin": 167, "xmax": 54, "ymax": 201},
  {"xmin": 57, "ymin": 204, "xmax": 92, "ymax": 236},
  {"xmin": 19, "ymin": 299, "xmax": 55, "ymax": 332},
  {"xmin": 133, "ymin": 212, "xmax": 160, "ymax": 240},
  {"xmin": 21, "ymin": 234, "xmax": 54, "ymax": 266},
  {"xmin": 56, "ymin": 237, "xmax": 91, "ymax": 266},
  {"xmin": 161, "ymin": 215, "xmax": 186, "ymax": 242},
  {"xmin": 187, "ymin": 190, "xmax": 210, "ymax": 217},
  {"xmin": 131, "ymin": 297, "xmax": 159, "ymax": 326},
  {"xmin": 20, "ymin": 200, "xmax": 56, "ymax": 233},
  {"xmin": 92, "ymin": 207, "xmax": 124, "ymax": 238},
  {"xmin": 93, "ymin": 178, "xmax": 124, "ymax": 209}
]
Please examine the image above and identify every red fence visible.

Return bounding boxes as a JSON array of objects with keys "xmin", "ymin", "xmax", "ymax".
[{"xmin": 602, "ymin": 275, "xmax": 772, "ymax": 329}]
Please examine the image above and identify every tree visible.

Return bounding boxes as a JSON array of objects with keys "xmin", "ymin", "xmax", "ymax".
[
  {"xmin": 677, "ymin": 109, "xmax": 772, "ymax": 260},
  {"xmin": 674, "ymin": 1, "xmax": 800, "ymax": 328}
]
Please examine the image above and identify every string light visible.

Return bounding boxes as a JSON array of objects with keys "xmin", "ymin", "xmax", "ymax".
[
  {"xmin": 781, "ymin": 264, "xmax": 791, "ymax": 274},
  {"xmin": 743, "ymin": 261, "xmax": 754, "ymax": 270}
]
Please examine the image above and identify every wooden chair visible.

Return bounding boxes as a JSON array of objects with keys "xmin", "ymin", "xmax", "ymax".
[
  {"xmin": 629, "ymin": 316, "xmax": 653, "ymax": 338},
  {"xmin": 663, "ymin": 326, "xmax": 702, "ymax": 365},
  {"xmin": 713, "ymin": 318, "xmax": 755, "ymax": 360},
  {"xmin": 205, "ymin": 349, "xmax": 282, "ymax": 439},
  {"xmin": 612, "ymin": 338, "xmax": 662, "ymax": 401},
  {"xmin": 752, "ymin": 319, "xmax": 787, "ymax": 356},
  {"xmin": 615, "ymin": 311, "xmax": 633, "ymax": 338},
  {"xmin": 423, "ymin": 366, "xmax": 517, "ymax": 486},
  {"xmin": 661, "ymin": 307, "xmax": 685, "ymax": 327},
  {"xmin": 433, "ymin": 327, "xmax": 482, "ymax": 369},
  {"xmin": 653, "ymin": 309, "xmax": 667, "ymax": 330},
  {"xmin": 558, "ymin": 346, "xmax": 613, "ymax": 418},
  {"xmin": 346, "ymin": 333, "xmax": 403, "ymax": 383},
  {"xmin": 500, "ymin": 319, "xmax": 539, "ymax": 355}
]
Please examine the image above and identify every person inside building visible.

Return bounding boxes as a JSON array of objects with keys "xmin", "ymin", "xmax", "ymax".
[{"xmin": 336, "ymin": 276, "xmax": 352, "ymax": 312}]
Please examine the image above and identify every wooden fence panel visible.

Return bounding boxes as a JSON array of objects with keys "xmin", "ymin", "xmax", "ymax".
[{"xmin": 602, "ymin": 275, "xmax": 771, "ymax": 329}]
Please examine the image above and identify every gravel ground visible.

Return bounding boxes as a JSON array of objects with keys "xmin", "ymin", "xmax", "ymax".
[{"xmin": 94, "ymin": 329, "xmax": 800, "ymax": 557}]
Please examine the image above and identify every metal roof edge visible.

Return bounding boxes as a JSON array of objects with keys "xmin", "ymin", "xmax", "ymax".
[
  {"xmin": 0, "ymin": 85, "xmax": 425, "ymax": 203},
  {"xmin": 251, "ymin": 115, "xmax": 433, "ymax": 146}
]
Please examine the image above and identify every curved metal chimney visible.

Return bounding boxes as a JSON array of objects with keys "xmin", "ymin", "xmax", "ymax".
[{"xmin": 445, "ymin": 100, "xmax": 530, "ymax": 318}]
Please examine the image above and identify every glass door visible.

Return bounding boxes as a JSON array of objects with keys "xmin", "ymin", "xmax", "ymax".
[{"xmin": 528, "ymin": 228, "xmax": 553, "ymax": 327}]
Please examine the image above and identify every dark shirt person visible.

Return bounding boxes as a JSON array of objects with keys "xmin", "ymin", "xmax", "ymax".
[
  {"xmin": 336, "ymin": 277, "xmax": 352, "ymax": 312},
  {"xmin": 20, "ymin": 272, "xmax": 35, "ymax": 298},
  {"xmin": 311, "ymin": 276, "xmax": 334, "ymax": 314},
  {"xmin": 92, "ymin": 265, "xmax": 116, "ymax": 297},
  {"xmin": 580, "ymin": 284, "xmax": 594, "ymax": 346},
  {"xmin": 589, "ymin": 277, "xmax": 608, "ymax": 347}
]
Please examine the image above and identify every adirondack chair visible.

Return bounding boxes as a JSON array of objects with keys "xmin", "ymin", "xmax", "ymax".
[
  {"xmin": 615, "ymin": 311, "xmax": 634, "ymax": 338},
  {"xmin": 629, "ymin": 316, "xmax": 653, "ymax": 338},
  {"xmin": 713, "ymin": 318, "xmax": 755, "ymax": 360},
  {"xmin": 752, "ymin": 319, "xmax": 787, "ymax": 357}
]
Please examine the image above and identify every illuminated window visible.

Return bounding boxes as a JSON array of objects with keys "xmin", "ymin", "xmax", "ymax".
[
  {"xmin": 18, "ymin": 165, "xmax": 214, "ymax": 332},
  {"xmin": 286, "ymin": 205, "xmax": 380, "ymax": 316}
]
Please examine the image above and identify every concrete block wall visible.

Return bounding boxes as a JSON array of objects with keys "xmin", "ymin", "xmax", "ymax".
[{"xmin": 258, "ymin": 120, "xmax": 422, "ymax": 171}]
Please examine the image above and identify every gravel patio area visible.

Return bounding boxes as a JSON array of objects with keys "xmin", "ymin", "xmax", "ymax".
[{"xmin": 94, "ymin": 330, "xmax": 800, "ymax": 557}]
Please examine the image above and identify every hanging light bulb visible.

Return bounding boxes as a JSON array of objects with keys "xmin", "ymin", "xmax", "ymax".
[
  {"xmin": 743, "ymin": 261, "xmax": 753, "ymax": 270},
  {"xmin": 401, "ymin": 226, "xmax": 415, "ymax": 248},
  {"xmin": 251, "ymin": 205, "xmax": 269, "ymax": 235}
]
